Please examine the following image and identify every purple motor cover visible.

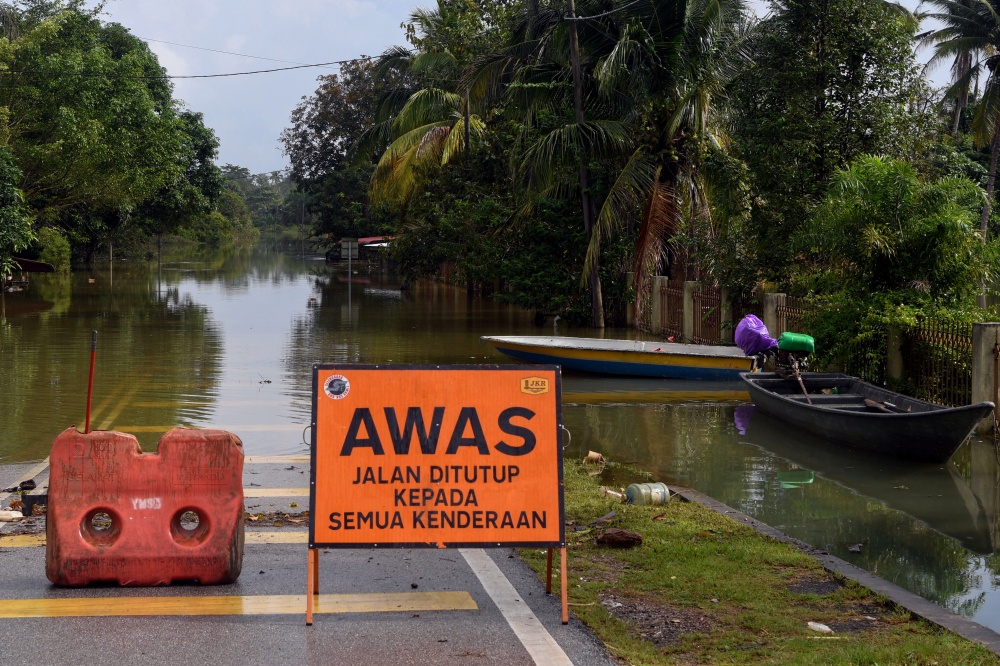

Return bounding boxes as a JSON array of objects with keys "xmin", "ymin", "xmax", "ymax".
[{"xmin": 735, "ymin": 314, "xmax": 778, "ymax": 356}]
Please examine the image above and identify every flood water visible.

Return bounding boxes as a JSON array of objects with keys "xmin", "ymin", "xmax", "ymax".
[{"xmin": 3, "ymin": 247, "xmax": 1000, "ymax": 631}]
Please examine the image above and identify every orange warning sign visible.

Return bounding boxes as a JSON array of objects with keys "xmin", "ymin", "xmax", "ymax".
[{"xmin": 309, "ymin": 365, "xmax": 563, "ymax": 548}]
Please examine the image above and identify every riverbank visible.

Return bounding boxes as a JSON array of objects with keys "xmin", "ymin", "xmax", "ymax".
[{"xmin": 519, "ymin": 461, "xmax": 1000, "ymax": 665}]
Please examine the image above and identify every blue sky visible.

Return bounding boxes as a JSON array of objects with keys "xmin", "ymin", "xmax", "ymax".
[{"xmin": 96, "ymin": 0, "xmax": 945, "ymax": 176}]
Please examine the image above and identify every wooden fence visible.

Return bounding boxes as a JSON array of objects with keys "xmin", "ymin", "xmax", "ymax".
[{"xmin": 637, "ymin": 279, "xmax": 975, "ymax": 407}]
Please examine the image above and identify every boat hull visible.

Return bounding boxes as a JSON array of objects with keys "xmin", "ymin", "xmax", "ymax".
[
  {"xmin": 483, "ymin": 336, "xmax": 754, "ymax": 380},
  {"xmin": 741, "ymin": 372, "xmax": 995, "ymax": 463}
]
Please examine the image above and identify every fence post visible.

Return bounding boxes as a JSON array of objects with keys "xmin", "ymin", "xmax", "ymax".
[
  {"xmin": 650, "ymin": 276, "xmax": 665, "ymax": 335},
  {"xmin": 972, "ymin": 323, "xmax": 1000, "ymax": 433},
  {"xmin": 886, "ymin": 326, "xmax": 904, "ymax": 382},
  {"xmin": 683, "ymin": 281, "xmax": 698, "ymax": 342},
  {"xmin": 720, "ymin": 287, "xmax": 733, "ymax": 344},
  {"xmin": 762, "ymin": 292, "xmax": 784, "ymax": 338}
]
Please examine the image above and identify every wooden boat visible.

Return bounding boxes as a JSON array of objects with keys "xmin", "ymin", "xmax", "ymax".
[
  {"xmin": 740, "ymin": 372, "xmax": 995, "ymax": 463},
  {"xmin": 481, "ymin": 335, "xmax": 755, "ymax": 380}
]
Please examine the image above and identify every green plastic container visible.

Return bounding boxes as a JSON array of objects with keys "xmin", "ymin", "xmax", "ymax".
[{"xmin": 777, "ymin": 331, "xmax": 814, "ymax": 354}]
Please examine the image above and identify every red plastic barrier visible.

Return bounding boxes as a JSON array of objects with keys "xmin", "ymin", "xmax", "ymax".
[{"xmin": 46, "ymin": 427, "xmax": 245, "ymax": 586}]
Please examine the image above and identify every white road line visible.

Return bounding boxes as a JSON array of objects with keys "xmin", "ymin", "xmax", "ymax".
[
  {"xmin": 460, "ymin": 548, "xmax": 573, "ymax": 666},
  {"xmin": 0, "ymin": 458, "xmax": 50, "ymax": 505}
]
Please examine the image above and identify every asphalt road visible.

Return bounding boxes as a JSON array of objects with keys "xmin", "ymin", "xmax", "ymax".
[{"xmin": 0, "ymin": 459, "xmax": 618, "ymax": 666}]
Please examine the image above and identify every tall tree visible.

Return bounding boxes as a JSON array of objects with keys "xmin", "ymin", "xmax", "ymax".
[
  {"xmin": 355, "ymin": 1, "xmax": 506, "ymax": 210},
  {"xmin": 921, "ymin": 0, "xmax": 985, "ymax": 136},
  {"xmin": 0, "ymin": 4, "xmax": 190, "ymax": 256},
  {"xmin": 924, "ymin": 0, "xmax": 1000, "ymax": 250},
  {"xmin": 731, "ymin": 0, "xmax": 926, "ymax": 280},
  {"xmin": 136, "ymin": 111, "xmax": 225, "ymax": 240},
  {"xmin": 491, "ymin": 0, "xmax": 752, "ymax": 322},
  {"xmin": 281, "ymin": 59, "xmax": 390, "ymax": 245},
  {"xmin": 592, "ymin": 0, "xmax": 753, "ymax": 317}
]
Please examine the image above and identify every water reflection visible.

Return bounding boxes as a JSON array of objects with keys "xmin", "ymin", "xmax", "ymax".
[
  {"xmin": 1, "ymin": 267, "xmax": 223, "ymax": 461},
  {"xmin": 561, "ymin": 392, "xmax": 1000, "ymax": 627},
  {"xmin": 738, "ymin": 404, "xmax": 993, "ymax": 555}
]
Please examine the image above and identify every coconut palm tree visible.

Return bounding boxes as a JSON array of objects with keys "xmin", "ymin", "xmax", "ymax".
[
  {"xmin": 599, "ymin": 0, "xmax": 753, "ymax": 315},
  {"xmin": 920, "ymin": 0, "xmax": 985, "ymax": 135},
  {"xmin": 463, "ymin": 1, "xmax": 621, "ymax": 326},
  {"xmin": 924, "ymin": 0, "xmax": 1000, "ymax": 305},
  {"xmin": 508, "ymin": 0, "xmax": 752, "ymax": 321},
  {"xmin": 352, "ymin": 3, "xmax": 488, "ymax": 210},
  {"xmin": 923, "ymin": 0, "xmax": 1000, "ymax": 239}
]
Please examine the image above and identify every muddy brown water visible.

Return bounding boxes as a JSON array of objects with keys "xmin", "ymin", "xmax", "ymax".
[{"xmin": 3, "ymin": 246, "xmax": 1000, "ymax": 630}]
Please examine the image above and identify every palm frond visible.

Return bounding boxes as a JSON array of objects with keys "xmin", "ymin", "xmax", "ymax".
[
  {"xmin": 585, "ymin": 149, "xmax": 660, "ymax": 278},
  {"xmin": 440, "ymin": 115, "xmax": 485, "ymax": 164},
  {"xmin": 392, "ymin": 88, "xmax": 463, "ymax": 135},
  {"xmin": 633, "ymin": 177, "xmax": 677, "ymax": 318},
  {"xmin": 519, "ymin": 120, "xmax": 633, "ymax": 194},
  {"xmin": 972, "ymin": 71, "xmax": 1000, "ymax": 147},
  {"xmin": 411, "ymin": 50, "xmax": 460, "ymax": 79}
]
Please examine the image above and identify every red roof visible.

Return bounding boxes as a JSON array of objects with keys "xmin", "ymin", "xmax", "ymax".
[{"xmin": 358, "ymin": 236, "xmax": 392, "ymax": 245}]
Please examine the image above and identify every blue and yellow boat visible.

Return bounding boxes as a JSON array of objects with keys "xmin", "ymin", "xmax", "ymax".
[{"xmin": 482, "ymin": 335, "xmax": 754, "ymax": 380}]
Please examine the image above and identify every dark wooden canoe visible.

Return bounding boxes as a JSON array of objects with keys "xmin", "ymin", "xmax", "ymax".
[{"xmin": 740, "ymin": 372, "xmax": 995, "ymax": 463}]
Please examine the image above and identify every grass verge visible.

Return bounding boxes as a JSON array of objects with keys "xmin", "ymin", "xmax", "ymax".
[{"xmin": 520, "ymin": 460, "xmax": 1000, "ymax": 666}]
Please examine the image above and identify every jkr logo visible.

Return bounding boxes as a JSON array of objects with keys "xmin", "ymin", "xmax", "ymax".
[{"xmin": 520, "ymin": 377, "xmax": 549, "ymax": 395}]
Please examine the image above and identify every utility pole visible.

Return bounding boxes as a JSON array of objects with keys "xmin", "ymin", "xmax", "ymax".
[{"xmin": 567, "ymin": 0, "xmax": 604, "ymax": 328}]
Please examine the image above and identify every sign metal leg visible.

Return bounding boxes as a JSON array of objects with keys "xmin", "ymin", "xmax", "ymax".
[
  {"xmin": 560, "ymin": 546, "xmax": 568, "ymax": 625},
  {"xmin": 306, "ymin": 547, "xmax": 319, "ymax": 625}
]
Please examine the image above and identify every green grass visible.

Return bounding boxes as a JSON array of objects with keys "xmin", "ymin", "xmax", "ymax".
[{"xmin": 520, "ymin": 461, "xmax": 999, "ymax": 665}]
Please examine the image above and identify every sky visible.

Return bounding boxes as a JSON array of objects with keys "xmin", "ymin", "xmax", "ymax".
[
  {"xmin": 93, "ymin": 0, "xmax": 946, "ymax": 177},
  {"xmin": 96, "ymin": 0, "xmax": 419, "ymax": 175}
]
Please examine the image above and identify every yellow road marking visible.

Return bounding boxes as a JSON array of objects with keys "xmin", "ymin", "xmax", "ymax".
[
  {"xmin": 0, "ymin": 534, "xmax": 44, "ymax": 548},
  {"xmin": 0, "ymin": 591, "xmax": 477, "ymax": 618},
  {"xmin": 245, "ymin": 487, "xmax": 308, "ymax": 497},
  {"xmin": 246, "ymin": 455, "xmax": 310, "ymax": 464},
  {"xmin": 245, "ymin": 531, "xmax": 308, "ymax": 544},
  {"xmin": 0, "ymin": 531, "xmax": 309, "ymax": 548},
  {"xmin": 97, "ymin": 368, "xmax": 153, "ymax": 431},
  {"xmin": 131, "ymin": 402, "xmax": 212, "ymax": 408}
]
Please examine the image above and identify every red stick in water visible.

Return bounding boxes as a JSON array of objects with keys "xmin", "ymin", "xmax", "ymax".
[{"xmin": 85, "ymin": 331, "xmax": 97, "ymax": 433}]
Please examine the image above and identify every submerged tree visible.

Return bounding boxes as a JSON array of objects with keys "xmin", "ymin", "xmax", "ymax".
[{"xmin": 0, "ymin": 146, "xmax": 31, "ymax": 278}]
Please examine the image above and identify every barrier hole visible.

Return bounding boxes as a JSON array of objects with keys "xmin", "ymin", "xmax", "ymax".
[
  {"xmin": 91, "ymin": 512, "xmax": 113, "ymax": 531},
  {"xmin": 171, "ymin": 507, "xmax": 209, "ymax": 545},
  {"xmin": 81, "ymin": 508, "xmax": 121, "ymax": 546},
  {"xmin": 180, "ymin": 510, "xmax": 200, "ymax": 531}
]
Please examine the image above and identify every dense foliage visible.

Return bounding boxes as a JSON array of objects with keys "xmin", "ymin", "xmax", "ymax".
[
  {"xmin": 795, "ymin": 156, "xmax": 997, "ymax": 374},
  {"xmin": 0, "ymin": 1, "xmax": 254, "ymax": 272},
  {"xmin": 730, "ymin": 0, "xmax": 930, "ymax": 280},
  {"xmin": 277, "ymin": 0, "xmax": 1000, "ymax": 329}
]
